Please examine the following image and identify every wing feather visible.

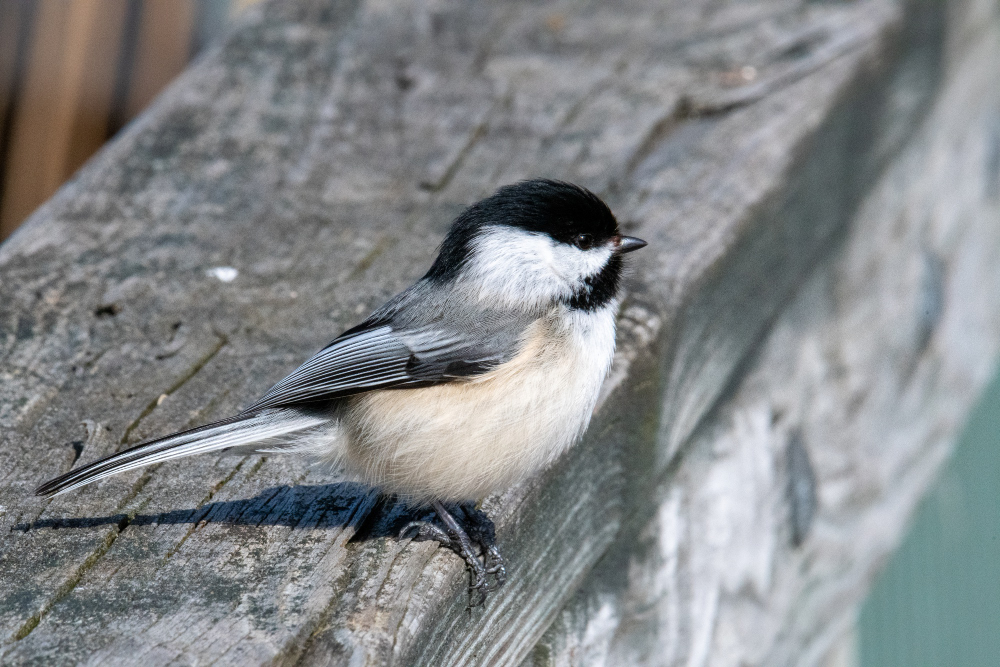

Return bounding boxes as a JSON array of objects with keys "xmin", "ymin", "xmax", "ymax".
[
  {"xmin": 244, "ymin": 321, "xmax": 516, "ymax": 412},
  {"xmin": 245, "ymin": 279, "xmax": 537, "ymax": 413},
  {"xmin": 246, "ymin": 325, "xmax": 413, "ymax": 411}
]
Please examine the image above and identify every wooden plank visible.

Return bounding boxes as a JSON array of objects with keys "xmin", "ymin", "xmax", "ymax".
[
  {"xmin": 0, "ymin": 2, "xmax": 27, "ymax": 127},
  {"xmin": 0, "ymin": 0, "xmax": 127, "ymax": 237},
  {"xmin": 123, "ymin": 0, "xmax": 197, "ymax": 122},
  {"xmin": 0, "ymin": 0, "xmax": 997, "ymax": 664},
  {"xmin": 0, "ymin": 0, "xmax": 33, "ymax": 239}
]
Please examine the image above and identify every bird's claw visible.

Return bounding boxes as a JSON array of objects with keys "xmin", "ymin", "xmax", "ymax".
[
  {"xmin": 399, "ymin": 503, "xmax": 506, "ymax": 607},
  {"xmin": 399, "ymin": 520, "xmax": 452, "ymax": 547},
  {"xmin": 483, "ymin": 544, "xmax": 506, "ymax": 585}
]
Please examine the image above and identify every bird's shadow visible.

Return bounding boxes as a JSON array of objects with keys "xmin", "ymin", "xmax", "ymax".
[{"xmin": 17, "ymin": 483, "xmax": 469, "ymax": 543}]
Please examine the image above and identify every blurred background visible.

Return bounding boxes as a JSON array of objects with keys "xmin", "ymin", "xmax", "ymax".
[
  {"xmin": 0, "ymin": 0, "xmax": 261, "ymax": 240},
  {"xmin": 0, "ymin": 2, "xmax": 997, "ymax": 665},
  {"xmin": 859, "ymin": 373, "xmax": 1000, "ymax": 666}
]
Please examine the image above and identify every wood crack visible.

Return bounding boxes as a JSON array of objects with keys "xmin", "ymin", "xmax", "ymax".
[
  {"xmin": 119, "ymin": 333, "xmax": 228, "ymax": 447},
  {"xmin": 623, "ymin": 100, "xmax": 694, "ymax": 180},
  {"xmin": 418, "ymin": 117, "xmax": 491, "ymax": 193},
  {"xmin": 685, "ymin": 25, "xmax": 877, "ymax": 116},
  {"xmin": 3, "ymin": 498, "xmax": 150, "ymax": 647},
  {"xmin": 161, "ymin": 456, "xmax": 251, "ymax": 562},
  {"xmin": 281, "ymin": 492, "xmax": 383, "ymax": 667}
]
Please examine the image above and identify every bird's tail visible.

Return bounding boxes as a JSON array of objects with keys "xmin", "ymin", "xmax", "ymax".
[{"xmin": 35, "ymin": 409, "xmax": 329, "ymax": 498}]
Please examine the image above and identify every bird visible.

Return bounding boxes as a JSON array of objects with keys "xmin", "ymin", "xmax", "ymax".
[{"xmin": 35, "ymin": 179, "xmax": 647, "ymax": 603}]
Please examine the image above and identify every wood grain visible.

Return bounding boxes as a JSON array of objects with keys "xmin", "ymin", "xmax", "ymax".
[{"xmin": 0, "ymin": 0, "xmax": 997, "ymax": 665}]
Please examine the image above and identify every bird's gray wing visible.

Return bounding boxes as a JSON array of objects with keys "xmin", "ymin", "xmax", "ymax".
[{"xmin": 244, "ymin": 318, "xmax": 521, "ymax": 413}]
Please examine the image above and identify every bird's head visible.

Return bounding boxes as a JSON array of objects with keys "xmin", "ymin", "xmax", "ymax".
[{"xmin": 425, "ymin": 179, "xmax": 646, "ymax": 311}]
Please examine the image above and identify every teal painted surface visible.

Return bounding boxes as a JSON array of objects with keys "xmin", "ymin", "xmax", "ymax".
[{"xmin": 859, "ymin": 368, "xmax": 1000, "ymax": 666}]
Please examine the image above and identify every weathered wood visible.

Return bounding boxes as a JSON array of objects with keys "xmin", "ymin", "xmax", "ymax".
[
  {"xmin": 529, "ymin": 4, "xmax": 1000, "ymax": 662},
  {"xmin": 1, "ymin": 0, "xmax": 998, "ymax": 665}
]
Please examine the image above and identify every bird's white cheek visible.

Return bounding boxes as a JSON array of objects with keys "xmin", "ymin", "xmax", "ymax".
[
  {"xmin": 461, "ymin": 228, "xmax": 616, "ymax": 309},
  {"xmin": 462, "ymin": 229, "xmax": 571, "ymax": 308},
  {"xmin": 547, "ymin": 244, "xmax": 613, "ymax": 284}
]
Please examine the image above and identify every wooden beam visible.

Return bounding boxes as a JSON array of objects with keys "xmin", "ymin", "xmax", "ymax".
[
  {"xmin": 0, "ymin": 0, "xmax": 998, "ymax": 664},
  {"xmin": 0, "ymin": 0, "xmax": 127, "ymax": 237}
]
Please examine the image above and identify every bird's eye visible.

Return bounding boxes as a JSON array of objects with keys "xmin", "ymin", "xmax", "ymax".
[{"xmin": 573, "ymin": 233, "xmax": 595, "ymax": 250}]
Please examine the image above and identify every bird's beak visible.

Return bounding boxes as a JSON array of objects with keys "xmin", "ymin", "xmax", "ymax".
[{"xmin": 614, "ymin": 235, "xmax": 648, "ymax": 253}]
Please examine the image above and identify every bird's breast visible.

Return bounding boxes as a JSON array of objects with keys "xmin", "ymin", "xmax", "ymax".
[{"xmin": 341, "ymin": 304, "xmax": 618, "ymax": 501}]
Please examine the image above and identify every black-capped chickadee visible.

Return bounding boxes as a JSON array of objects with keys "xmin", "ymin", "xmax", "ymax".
[{"xmin": 36, "ymin": 179, "xmax": 646, "ymax": 602}]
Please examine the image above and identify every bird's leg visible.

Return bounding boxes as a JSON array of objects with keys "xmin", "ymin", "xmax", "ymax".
[
  {"xmin": 459, "ymin": 503, "xmax": 506, "ymax": 587},
  {"xmin": 432, "ymin": 501, "xmax": 496, "ymax": 605},
  {"xmin": 399, "ymin": 501, "xmax": 502, "ymax": 606}
]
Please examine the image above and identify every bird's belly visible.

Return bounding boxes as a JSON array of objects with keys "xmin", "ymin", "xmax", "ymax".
[{"xmin": 341, "ymin": 309, "xmax": 616, "ymax": 501}]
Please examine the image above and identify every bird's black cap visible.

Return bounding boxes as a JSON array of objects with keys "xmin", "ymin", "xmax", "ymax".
[{"xmin": 425, "ymin": 179, "xmax": 621, "ymax": 283}]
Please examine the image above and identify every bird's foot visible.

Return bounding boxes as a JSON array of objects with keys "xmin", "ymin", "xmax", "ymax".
[
  {"xmin": 399, "ymin": 519, "xmax": 453, "ymax": 547},
  {"xmin": 460, "ymin": 504, "xmax": 506, "ymax": 588},
  {"xmin": 399, "ymin": 501, "xmax": 505, "ymax": 606}
]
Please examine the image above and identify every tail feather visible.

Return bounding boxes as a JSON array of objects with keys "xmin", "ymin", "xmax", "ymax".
[{"xmin": 35, "ymin": 409, "xmax": 328, "ymax": 498}]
